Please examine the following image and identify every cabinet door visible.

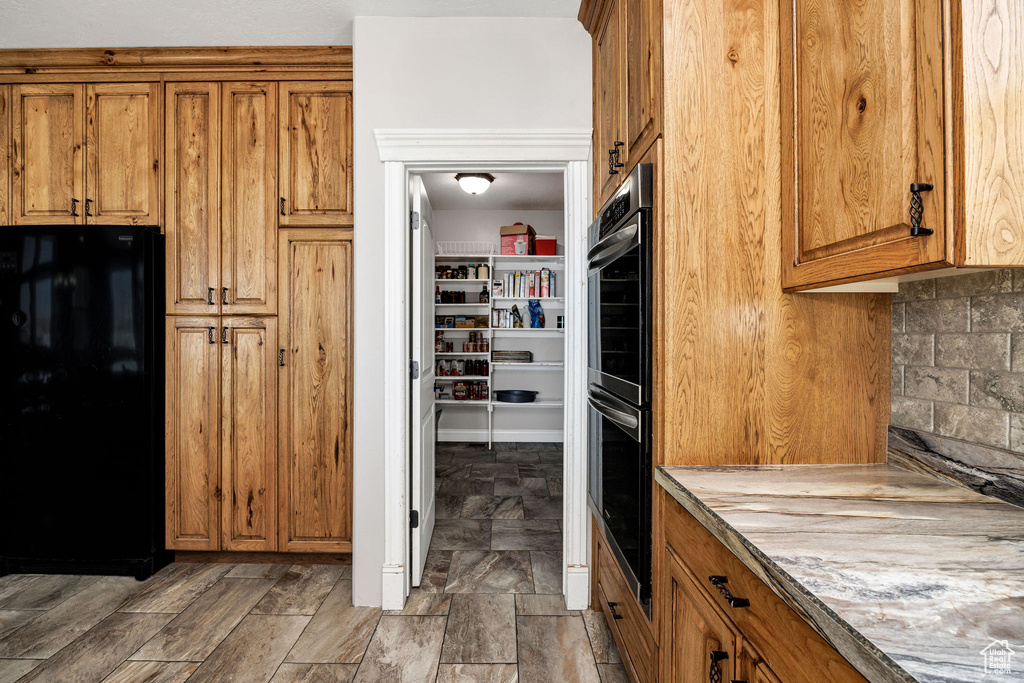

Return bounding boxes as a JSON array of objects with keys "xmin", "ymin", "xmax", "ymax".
[
  {"xmin": 661, "ymin": 548, "xmax": 739, "ymax": 683},
  {"xmin": 85, "ymin": 83, "xmax": 160, "ymax": 224},
  {"xmin": 279, "ymin": 82, "xmax": 353, "ymax": 227},
  {"xmin": 165, "ymin": 83, "xmax": 221, "ymax": 315},
  {"xmin": 622, "ymin": 0, "xmax": 660, "ymax": 167},
  {"xmin": 593, "ymin": 0, "xmax": 623, "ymax": 213},
  {"xmin": 222, "ymin": 82, "xmax": 277, "ymax": 315},
  {"xmin": 781, "ymin": 0, "xmax": 945, "ymax": 289},
  {"xmin": 166, "ymin": 317, "xmax": 221, "ymax": 551},
  {"xmin": 221, "ymin": 317, "xmax": 278, "ymax": 552},
  {"xmin": 0, "ymin": 86, "xmax": 10, "ymax": 226},
  {"xmin": 11, "ymin": 84, "xmax": 85, "ymax": 225},
  {"xmin": 278, "ymin": 229, "xmax": 353, "ymax": 552}
]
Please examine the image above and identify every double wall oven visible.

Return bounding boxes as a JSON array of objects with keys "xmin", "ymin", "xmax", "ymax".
[{"xmin": 587, "ymin": 163, "xmax": 653, "ymax": 617}]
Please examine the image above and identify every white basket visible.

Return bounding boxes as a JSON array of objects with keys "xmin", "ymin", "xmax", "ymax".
[{"xmin": 435, "ymin": 241, "xmax": 496, "ymax": 256}]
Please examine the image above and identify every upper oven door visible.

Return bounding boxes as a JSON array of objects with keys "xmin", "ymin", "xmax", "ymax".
[{"xmin": 587, "ymin": 208, "xmax": 651, "ymax": 407}]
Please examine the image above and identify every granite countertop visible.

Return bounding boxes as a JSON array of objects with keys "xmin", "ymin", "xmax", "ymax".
[{"xmin": 655, "ymin": 463, "xmax": 1024, "ymax": 683}]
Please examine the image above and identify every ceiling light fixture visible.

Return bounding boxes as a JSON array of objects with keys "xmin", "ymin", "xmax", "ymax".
[{"xmin": 455, "ymin": 173, "xmax": 495, "ymax": 195}]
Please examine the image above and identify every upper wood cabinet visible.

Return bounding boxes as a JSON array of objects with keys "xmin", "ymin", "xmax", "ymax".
[
  {"xmin": 278, "ymin": 82, "xmax": 353, "ymax": 227},
  {"xmin": 782, "ymin": 0, "xmax": 1024, "ymax": 289},
  {"xmin": 278, "ymin": 229, "xmax": 353, "ymax": 552},
  {"xmin": 11, "ymin": 84, "xmax": 85, "ymax": 224},
  {"xmin": 585, "ymin": 0, "xmax": 661, "ymax": 213},
  {"xmin": 165, "ymin": 81, "xmax": 277, "ymax": 316},
  {"xmin": 85, "ymin": 83, "xmax": 160, "ymax": 224},
  {"xmin": 0, "ymin": 86, "xmax": 10, "ymax": 226}
]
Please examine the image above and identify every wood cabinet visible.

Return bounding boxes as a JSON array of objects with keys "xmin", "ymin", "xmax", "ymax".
[
  {"xmin": 166, "ymin": 316, "xmax": 277, "ymax": 552},
  {"xmin": 782, "ymin": 0, "xmax": 1024, "ymax": 289},
  {"xmin": 585, "ymin": 0, "xmax": 661, "ymax": 213},
  {"xmin": 0, "ymin": 86, "xmax": 9, "ymax": 226},
  {"xmin": 278, "ymin": 82, "xmax": 353, "ymax": 227},
  {"xmin": 278, "ymin": 229, "xmax": 353, "ymax": 552},
  {"xmin": 659, "ymin": 491, "xmax": 868, "ymax": 683},
  {"xmin": 165, "ymin": 81, "xmax": 277, "ymax": 316}
]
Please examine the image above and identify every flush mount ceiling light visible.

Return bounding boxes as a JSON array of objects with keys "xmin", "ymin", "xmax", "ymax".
[{"xmin": 455, "ymin": 173, "xmax": 495, "ymax": 195}]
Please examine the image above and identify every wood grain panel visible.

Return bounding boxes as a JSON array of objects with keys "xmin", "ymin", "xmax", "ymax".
[
  {"xmin": 11, "ymin": 83, "xmax": 84, "ymax": 224},
  {"xmin": 960, "ymin": 0, "xmax": 1024, "ymax": 265},
  {"xmin": 0, "ymin": 85, "xmax": 9, "ymax": 226},
  {"xmin": 222, "ymin": 82, "xmax": 277, "ymax": 315},
  {"xmin": 222, "ymin": 317, "xmax": 278, "ymax": 552},
  {"xmin": 623, "ymin": 0, "xmax": 661, "ymax": 169},
  {"xmin": 86, "ymin": 82, "xmax": 160, "ymax": 224},
  {"xmin": 165, "ymin": 82, "xmax": 220, "ymax": 315},
  {"xmin": 279, "ymin": 82, "xmax": 353, "ymax": 227},
  {"xmin": 166, "ymin": 317, "xmax": 221, "ymax": 551},
  {"xmin": 593, "ymin": 0, "xmax": 622, "ymax": 214},
  {"xmin": 278, "ymin": 229, "xmax": 353, "ymax": 552},
  {"xmin": 0, "ymin": 46, "xmax": 352, "ymax": 71},
  {"xmin": 781, "ymin": 0, "xmax": 946, "ymax": 288}
]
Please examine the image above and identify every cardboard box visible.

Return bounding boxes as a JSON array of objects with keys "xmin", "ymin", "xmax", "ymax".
[
  {"xmin": 500, "ymin": 223, "xmax": 536, "ymax": 255},
  {"xmin": 535, "ymin": 235, "xmax": 557, "ymax": 256}
]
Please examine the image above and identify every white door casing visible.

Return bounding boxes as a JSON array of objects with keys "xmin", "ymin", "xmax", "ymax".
[{"xmin": 376, "ymin": 129, "xmax": 592, "ymax": 611}]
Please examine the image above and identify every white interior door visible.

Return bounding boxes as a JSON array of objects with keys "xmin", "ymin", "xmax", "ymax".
[{"xmin": 410, "ymin": 175, "xmax": 436, "ymax": 586}]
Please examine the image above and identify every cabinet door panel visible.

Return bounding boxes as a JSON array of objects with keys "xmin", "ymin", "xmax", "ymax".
[
  {"xmin": 279, "ymin": 82, "xmax": 353, "ymax": 227},
  {"xmin": 222, "ymin": 82, "xmax": 277, "ymax": 315},
  {"xmin": 166, "ymin": 317, "xmax": 221, "ymax": 551},
  {"xmin": 11, "ymin": 84, "xmax": 84, "ymax": 225},
  {"xmin": 593, "ymin": 0, "xmax": 623, "ymax": 213},
  {"xmin": 0, "ymin": 86, "xmax": 10, "ymax": 226},
  {"xmin": 222, "ymin": 317, "xmax": 277, "ymax": 551},
  {"xmin": 661, "ymin": 548, "xmax": 738, "ymax": 683},
  {"xmin": 782, "ymin": 0, "xmax": 945, "ymax": 288},
  {"xmin": 86, "ymin": 83, "xmax": 160, "ymax": 224},
  {"xmin": 623, "ymin": 0, "xmax": 660, "ymax": 166},
  {"xmin": 278, "ymin": 229, "xmax": 353, "ymax": 552},
  {"xmin": 165, "ymin": 83, "xmax": 221, "ymax": 315}
]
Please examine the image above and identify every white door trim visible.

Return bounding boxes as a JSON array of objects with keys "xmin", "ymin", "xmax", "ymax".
[{"xmin": 375, "ymin": 128, "xmax": 593, "ymax": 610}]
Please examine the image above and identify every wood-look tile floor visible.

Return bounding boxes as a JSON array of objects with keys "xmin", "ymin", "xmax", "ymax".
[{"xmin": 0, "ymin": 443, "xmax": 626, "ymax": 682}]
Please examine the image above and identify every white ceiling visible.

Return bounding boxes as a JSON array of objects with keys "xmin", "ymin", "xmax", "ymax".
[
  {"xmin": 421, "ymin": 172, "xmax": 564, "ymax": 211},
  {"xmin": 0, "ymin": 0, "xmax": 581, "ymax": 48}
]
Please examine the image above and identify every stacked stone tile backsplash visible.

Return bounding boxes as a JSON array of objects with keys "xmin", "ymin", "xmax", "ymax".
[{"xmin": 891, "ymin": 269, "xmax": 1024, "ymax": 453}]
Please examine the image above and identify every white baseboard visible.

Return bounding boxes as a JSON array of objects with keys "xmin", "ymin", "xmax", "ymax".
[
  {"xmin": 438, "ymin": 428, "xmax": 563, "ymax": 443},
  {"xmin": 565, "ymin": 564, "xmax": 591, "ymax": 611},
  {"xmin": 381, "ymin": 564, "xmax": 407, "ymax": 611}
]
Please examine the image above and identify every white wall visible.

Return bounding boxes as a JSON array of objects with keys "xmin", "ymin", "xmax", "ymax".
[{"xmin": 352, "ymin": 16, "xmax": 591, "ymax": 606}]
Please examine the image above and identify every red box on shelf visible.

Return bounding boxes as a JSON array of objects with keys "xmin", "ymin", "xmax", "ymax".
[{"xmin": 535, "ymin": 236, "xmax": 557, "ymax": 255}]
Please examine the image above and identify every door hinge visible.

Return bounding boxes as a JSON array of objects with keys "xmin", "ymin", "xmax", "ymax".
[
  {"xmin": 410, "ymin": 510, "xmax": 419, "ymax": 529},
  {"xmin": 410, "ymin": 360, "xmax": 420, "ymax": 380},
  {"xmin": 410, "ymin": 210, "xmax": 420, "ymax": 231}
]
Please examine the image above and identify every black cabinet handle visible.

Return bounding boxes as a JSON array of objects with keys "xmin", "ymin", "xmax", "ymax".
[
  {"xmin": 280, "ymin": 197, "xmax": 286, "ymax": 216},
  {"xmin": 710, "ymin": 650, "xmax": 728, "ymax": 683},
  {"xmin": 278, "ymin": 349, "xmax": 285, "ymax": 367},
  {"xmin": 84, "ymin": 198, "xmax": 93, "ymax": 217},
  {"xmin": 222, "ymin": 287, "xmax": 229, "ymax": 305},
  {"xmin": 909, "ymin": 182, "xmax": 934, "ymax": 236},
  {"xmin": 607, "ymin": 149, "xmax": 618, "ymax": 176},
  {"xmin": 208, "ymin": 287, "xmax": 216, "ymax": 306},
  {"xmin": 708, "ymin": 576, "xmax": 750, "ymax": 608},
  {"xmin": 221, "ymin": 326, "xmax": 229, "ymax": 344},
  {"xmin": 606, "ymin": 601, "xmax": 624, "ymax": 620},
  {"xmin": 70, "ymin": 198, "xmax": 79, "ymax": 216},
  {"xmin": 208, "ymin": 327, "xmax": 215, "ymax": 344}
]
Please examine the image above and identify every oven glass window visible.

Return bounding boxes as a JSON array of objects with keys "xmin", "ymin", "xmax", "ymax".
[
  {"xmin": 595, "ymin": 413, "xmax": 642, "ymax": 582},
  {"xmin": 590, "ymin": 246, "xmax": 642, "ymax": 387}
]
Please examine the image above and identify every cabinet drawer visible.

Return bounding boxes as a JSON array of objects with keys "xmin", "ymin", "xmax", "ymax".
[
  {"xmin": 661, "ymin": 492, "xmax": 866, "ymax": 683},
  {"xmin": 594, "ymin": 518, "xmax": 655, "ymax": 683}
]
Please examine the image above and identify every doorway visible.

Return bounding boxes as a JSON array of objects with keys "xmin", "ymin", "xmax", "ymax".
[{"xmin": 376, "ymin": 130, "xmax": 591, "ymax": 611}]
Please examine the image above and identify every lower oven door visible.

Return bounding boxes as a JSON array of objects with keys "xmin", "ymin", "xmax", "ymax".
[{"xmin": 587, "ymin": 383, "xmax": 651, "ymax": 616}]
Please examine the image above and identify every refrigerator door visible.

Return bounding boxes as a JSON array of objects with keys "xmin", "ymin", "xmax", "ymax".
[{"xmin": 0, "ymin": 225, "xmax": 164, "ymax": 573}]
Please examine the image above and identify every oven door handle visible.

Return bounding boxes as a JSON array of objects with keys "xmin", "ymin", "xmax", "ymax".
[
  {"xmin": 588, "ymin": 386, "xmax": 640, "ymax": 430},
  {"xmin": 587, "ymin": 221, "xmax": 639, "ymax": 272}
]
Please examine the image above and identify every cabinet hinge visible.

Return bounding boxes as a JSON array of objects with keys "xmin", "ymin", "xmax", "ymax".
[
  {"xmin": 410, "ymin": 510, "xmax": 419, "ymax": 529},
  {"xmin": 410, "ymin": 360, "xmax": 420, "ymax": 380},
  {"xmin": 410, "ymin": 210, "xmax": 420, "ymax": 231}
]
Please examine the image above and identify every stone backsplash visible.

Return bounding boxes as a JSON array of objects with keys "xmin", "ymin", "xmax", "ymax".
[{"xmin": 891, "ymin": 269, "xmax": 1024, "ymax": 453}]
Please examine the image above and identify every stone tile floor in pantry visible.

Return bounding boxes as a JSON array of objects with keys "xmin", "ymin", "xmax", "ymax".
[{"xmin": 0, "ymin": 442, "xmax": 627, "ymax": 682}]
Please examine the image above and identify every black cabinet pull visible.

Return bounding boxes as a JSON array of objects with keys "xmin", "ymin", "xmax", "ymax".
[
  {"xmin": 708, "ymin": 576, "xmax": 750, "ymax": 608},
  {"xmin": 606, "ymin": 601, "xmax": 624, "ymax": 620},
  {"xmin": 84, "ymin": 198, "xmax": 93, "ymax": 217},
  {"xmin": 909, "ymin": 182, "xmax": 934, "ymax": 236},
  {"xmin": 607, "ymin": 149, "xmax": 618, "ymax": 176},
  {"xmin": 208, "ymin": 287, "xmax": 216, "ymax": 306},
  {"xmin": 222, "ymin": 287, "xmax": 229, "ymax": 305},
  {"xmin": 70, "ymin": 198, "xmax": 79, "ymax": 216},
  {"xmin": 709, "ymin": 650, "xmax": 728, "ymax": 683},
  {"xmin": 280, "ymin": 197, "xmax": 286, "ymax": 216},
  {"xmin": 221, "ymin": 326, "xmax": 228, "ymax": 344},
  {"xmin": 278, "ymin": 349, "xmax": 285, "ymax": 367},
  {"xmin": 208, "ymin": 327, "xmax": 215, "ymax": 344}
]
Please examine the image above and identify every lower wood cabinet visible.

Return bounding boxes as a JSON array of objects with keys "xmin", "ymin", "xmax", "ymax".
[{"xmin": 659, "ymin": 490, "xmax": 867, "ymax": 683}]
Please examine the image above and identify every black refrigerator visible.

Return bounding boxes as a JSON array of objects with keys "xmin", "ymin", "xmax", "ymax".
[{"xmin": 0, "ymin": 225, "xmax": 169, "ymax": 580}]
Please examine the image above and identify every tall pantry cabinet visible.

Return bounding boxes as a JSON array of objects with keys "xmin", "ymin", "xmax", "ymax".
[{"xmin": 163, "ymin": 73, "xmax": 353, "ymax": 554}]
